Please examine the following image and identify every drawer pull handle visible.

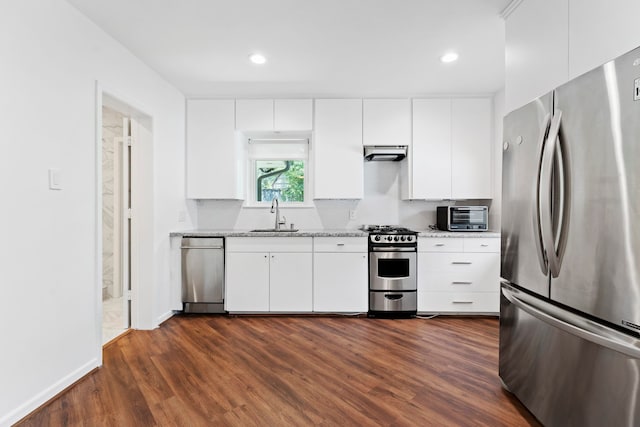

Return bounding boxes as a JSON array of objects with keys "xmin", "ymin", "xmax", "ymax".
[
  {"xmin": 452, "ymin": 281, "xmax": 473, "ymax": 285},
  {"xmin": 480, "ymin": 244, "xmax": 489, "ymax": 247},
  {"xmin": 435, "ymin": 243, "xmax": 445, "ymax": 247},
  {"xmin": 452, "ymin": 261, "xmax": 472, "ymax": 265},
  {"xmin": 337, "ymin": 243, "xmax": 345, "ymax": 246},
  {"xmin": 452, "ymin": 300, "xmax": 474, "ymax": 304}
]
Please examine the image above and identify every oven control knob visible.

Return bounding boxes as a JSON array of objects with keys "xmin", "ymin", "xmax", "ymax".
[
  {"xmin": 374, "ymin": 235, "xmax": 381, "ymax": 241},
  {"xmin": 407, "ymin": 236, "xmax": 413, "ymax": 242},
  {"xmin": 394, "ymin": 236, "xmax": 399, "ymax": 241},
  {"xmin": 400, "ymin": 236, "xmax": 406, "ymax": 241},
  {"xmin": 387, "ymin": 236, "xmax": 393, "ymax": 241}
]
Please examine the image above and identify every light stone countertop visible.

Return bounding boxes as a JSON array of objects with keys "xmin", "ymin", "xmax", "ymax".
[
  {"xmin": 170, "ymin": 229, "xmax": 369, "ymax": 238},
  {"xmin": 416, "ymin": 230, "xmax": 501, "ymax": 238},
  {"xmin": 171, "ymin": 229, "xmax": 499, "ymax": 238}
]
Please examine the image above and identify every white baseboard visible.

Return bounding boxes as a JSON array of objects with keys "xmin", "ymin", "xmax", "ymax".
[
  {"xmin": 156, "ymin": 310, "xmax": 174, "ymax": 325},
  {"xmin": 0, "ymin": 358, "xmax": 99, "ymax": 427}
]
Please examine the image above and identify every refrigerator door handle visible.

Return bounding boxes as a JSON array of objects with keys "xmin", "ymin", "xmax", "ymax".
[
  {"xmin": 533, "ymin": 113, "xmax": 552, "ymax": 275},
  {"xmin": 539, "ymin": 110, "xmax": 563, "ymax": 277},
  {"xmin": 501, "ymin": 283, "xmax": 640, "ymax": 359},
  {"xmin": 553, "ymin": 130, "xmax": 569, "ymax": 272}
]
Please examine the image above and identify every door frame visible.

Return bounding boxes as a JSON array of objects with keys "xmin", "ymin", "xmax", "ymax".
[{"xmin": 95, "ymin": 82, "xmax": 154, "ymax": 365}]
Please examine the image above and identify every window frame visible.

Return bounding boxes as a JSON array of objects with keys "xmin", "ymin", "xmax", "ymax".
[{"xmin": 244, "ymin": 137, "xmax": 314, "ymax": 208}]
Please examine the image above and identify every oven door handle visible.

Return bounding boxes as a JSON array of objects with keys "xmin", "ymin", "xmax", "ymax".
[{"xmin": 371, "ymin": 247, "xmax": 416, "ymax": 252}]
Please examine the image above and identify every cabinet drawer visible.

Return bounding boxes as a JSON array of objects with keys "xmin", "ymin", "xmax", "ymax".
[
  {"xmin": 226, "ymin": 237, "xmax": 312, "ymax": 252},
  {"xmin": 463, "ymin": 238, "xmax": 500, "ymax": 253},
  {"xmin": 313, "ymin": 237, "xmax": 367, "ymax": 253},
  {"xmin": 418, "ymin": 252, "xmax": 499, "ymax": 292},
  {"xmin": 421, "ymin": 271, "xmax": 498, "ymax": 292},
  {"xmin": 418, "ymin": 237, "xmax": 464, "ymax": 252},
  {"xmin": 417, "ymin": 291, "xmax": 499, "ymax": 313},
  {"xmin": 419, "ymin": 252, "xmax": 499, "ymax": 273}
]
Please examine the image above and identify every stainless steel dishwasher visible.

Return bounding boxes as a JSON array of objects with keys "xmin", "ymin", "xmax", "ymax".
[{"xmin": 181, "ymin": 237, "xmax": 225, "ymax": 313}]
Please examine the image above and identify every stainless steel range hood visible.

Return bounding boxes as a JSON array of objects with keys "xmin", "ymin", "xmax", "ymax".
[{"xmin": 363, "ymin": 145, "xmax": 408, "ymax": 161}]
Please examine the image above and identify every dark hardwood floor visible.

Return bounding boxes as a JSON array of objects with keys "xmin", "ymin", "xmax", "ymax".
[{"xmin": 17, "ymin": 315, "xmax": 540, "ymax": 426}]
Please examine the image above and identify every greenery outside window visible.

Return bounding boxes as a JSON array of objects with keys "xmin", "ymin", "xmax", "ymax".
[
  {"xmin": 247, "ymin": 138, "xmax": 310, "ymax": 206},
  {"xmin": 256, "ymin": 160, "xmax": 305, "ymax": 202}
]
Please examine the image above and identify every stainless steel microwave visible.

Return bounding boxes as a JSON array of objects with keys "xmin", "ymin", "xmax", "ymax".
[{"xmin": 436, "ymin": 206, "xmax": 488, "ymax": 231}]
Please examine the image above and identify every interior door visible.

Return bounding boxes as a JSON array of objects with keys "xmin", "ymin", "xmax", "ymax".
[
  {"xmin": 550, "ymin": 47, "xmax": 640, "ymax": 331},
  {"xmin": 501, "ymin": 93, "xmax": 553, "ymax": 297}
]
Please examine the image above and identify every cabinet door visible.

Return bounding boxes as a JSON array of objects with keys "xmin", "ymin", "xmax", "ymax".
[
  {"xmin": 451, "ymin": 98, "xmax": 492, "ymax": 199},
  {"xmin": 313, "ymin": 252, "xmax": 368, "ymax": 312},
  {"xmin": 225, "ymin": 252, "xmax": 270, "ymax": 312},
  {"xmin": 411, "ymin": 99, "xmax": 452, "ymax": 199},
  {"xmin": 569, "ymin": 0, "xmax": 640, "ymax": 79},
  {"xmin": 314, "ymin": 99, "xmax": 363, "ymax": 199},
  {"xmin": 186, "ymin": 99, "xmax": 243, "ymax": 199},
  {"xmin": 363, "ymin": 99, "xmax": 411, "ymax": 147},
  {"xmin": 505, "ymin": 0, "xmax": 569, "ymax": 112},
  {"xmin": 235, "ymin": 99, "xmax": 274, "ymax": 131},
  {"xmin": 274, "ymin": 99, "xmax": 312, "ymax": 131},
  {"xmin": 269, "ymin": 252, "xmax": 313, "ymax": 312}
]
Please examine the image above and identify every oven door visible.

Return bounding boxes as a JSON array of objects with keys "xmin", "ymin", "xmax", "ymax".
[{"xmin": 369, "ymin": 250, "xmax": 416, "ymax": 291}]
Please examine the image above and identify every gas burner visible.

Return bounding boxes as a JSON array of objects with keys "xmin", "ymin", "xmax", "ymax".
[
  {"xmin": 360, "ymin": 225, "xmax": 417, "ymax": 234},
  {"xmin": 361, "ymin": 225, "xmax": 418, "ymax": 245}
]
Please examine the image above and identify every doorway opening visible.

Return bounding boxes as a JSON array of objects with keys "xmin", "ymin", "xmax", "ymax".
[
  {"xmin": 101, "ymin": 105, "xmax": 131, "ymax": 344},
  {"xmin": 98, "ymin": 88, "xmax": 154, "ymax": 353}
]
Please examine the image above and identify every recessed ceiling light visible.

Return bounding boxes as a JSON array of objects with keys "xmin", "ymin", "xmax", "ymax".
[
  {"xmin": 440, "ymin": 52, "xmax": 459, "ymax": 63},
  {"xmin": 249, "ymin": 53, "xmax": 267, "ymax": 65}
]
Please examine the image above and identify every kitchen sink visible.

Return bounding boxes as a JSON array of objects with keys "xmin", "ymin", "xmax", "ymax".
[{"xmin": 250, "ymin": 228, "xmax": 299, "ymax": 232}]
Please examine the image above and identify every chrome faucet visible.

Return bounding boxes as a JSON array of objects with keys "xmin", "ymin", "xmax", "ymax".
[{"xmin": 270, "ymin": 197, "xmax": 286, "ymax": 230}]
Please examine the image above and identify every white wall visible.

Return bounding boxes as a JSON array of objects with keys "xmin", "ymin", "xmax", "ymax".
[
  {"xmin": 0, "ymin": 1, "xmax": 193, "ymax": 425},
  {"xmin": 197, "ymin": 162, "xmax": 495, "ymax": 231}
]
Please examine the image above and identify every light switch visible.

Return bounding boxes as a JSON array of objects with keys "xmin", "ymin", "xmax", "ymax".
[{"xmin": 48, "ymin": 168, "xmax": 62, "ymax": 190}]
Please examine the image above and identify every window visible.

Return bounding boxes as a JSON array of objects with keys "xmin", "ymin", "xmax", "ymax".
[
  {"xmin": 247, "ymin": 138, "xmax": 310, "ymax": 206},
  {"xmin": 255, "ymin": 160, "xmax": 305, "ymax": 202}
]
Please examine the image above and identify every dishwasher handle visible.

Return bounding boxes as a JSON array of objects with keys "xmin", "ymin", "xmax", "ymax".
[{"xmin": 180, "ymin": 246, "xmax": 224, "ymax": 249}]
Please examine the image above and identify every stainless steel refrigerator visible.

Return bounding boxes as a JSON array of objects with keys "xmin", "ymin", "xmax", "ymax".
[{"xmin": 500, "ymin": 45, "xmax": 640, "ymax": 426}]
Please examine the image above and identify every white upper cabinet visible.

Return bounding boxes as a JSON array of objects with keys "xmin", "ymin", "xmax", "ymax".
[
  {"xmin": 504, "ymin": 0, "xmax": 569, "ymax": 112},
  {"xmin": 235, "ymin": 99, "xmax": 312, "ymax": 131},
  {"xmin": 235, "ymin": 99, "xmax": 274, "ymax": 131},
  {"xmin": 406, "ymin": 98, "xmax": 492, "ymax": 200},
  {"xmin": 314, "ymin": 99, "xmax": 364, "ymax": 199},
  {"xmin": 274, "ymin": 99, "xmax": 313, "ymax": 131},
  {"xmin": 568, "ymin": 0, "xmax": 640, "ymax": 79},
  {"xmin": 504, "ymin": 0, "xmax": 640, "ymax": 112},
  {"xmin": 363, "ymin": 99, "xmax": 411, "ymax": 146},
  {"xmin": 451, "ymin": 98, "xmax": 492, "ymax": 199},
  {"xmin": 186, "ymin": 99, "xmax": 244, "ymax": 199},
  {"xmin": 410, "ymin": 99, "xmax": 452, "ymax": 200}
]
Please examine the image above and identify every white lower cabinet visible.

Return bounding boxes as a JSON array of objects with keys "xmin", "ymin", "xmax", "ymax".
[
  {"xmin": 418, "ymin": 237, "xmax": 500, "ymax": 314},
  {"xmin": 225, "ymin": 237, "xmax": 312, "ymax": 312},
  {"xmin": 270, "ymin": 252, "xmax": 313, "ymax": 312},
  {"xmin": 313, "ymin": 237, "xmax": 368, "ymax": 312},
  {"xmin": 226, "ymin": 252, "xmax": 270, "ymax": 312}
]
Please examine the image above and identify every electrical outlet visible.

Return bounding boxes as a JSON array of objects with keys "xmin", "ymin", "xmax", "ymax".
[
  {"xmin": 635, "ymin": 78, "xmax": 640, "ymax": 101},
  {"xmin": 349, "ymin": 209, "xmax": 357, "ymax": 220}
]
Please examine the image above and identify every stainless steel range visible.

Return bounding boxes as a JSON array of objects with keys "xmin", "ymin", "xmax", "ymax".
[{"xmin": 362, "ymin": 225, "xmax": 418, "ymax": 318}]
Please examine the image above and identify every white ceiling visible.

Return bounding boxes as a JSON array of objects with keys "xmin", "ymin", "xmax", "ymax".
[{"xmin": 67, "ymin": 0, "xmax": 510, "ymax": 98}]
